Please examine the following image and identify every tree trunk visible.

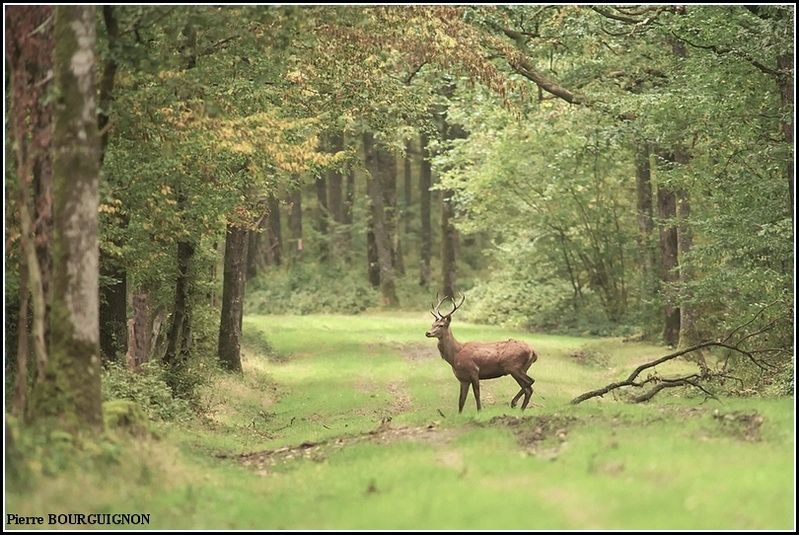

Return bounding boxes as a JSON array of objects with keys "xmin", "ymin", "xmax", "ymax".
[
  {"xmin": 31, "ymin": 5, "xmax": 102, "ymax": 430},
  {"xmin": 366, "ymin": 226, "xmax": 380, "ymax": 288},
  {"xmin": 33, "ymin": 136, "xmax": 53, "ymax": 365},
  {"xmin": 246, "ymin": 225, "xmax": 262, "ymax": 277},
  {"xmin": 98, "ymin": 5, "xmax": 127, "ymax": 363},
  {"xmin": 267, "ymin": 194, "xmax": 282, "ymax": 266},
  {"xmin": 327, "ymin": 132, "xmax": 346, "ymax": 259},
  {"xmin": 315, "ymin": 172, "xmax": 329, "ymax": 261},
  {"xmin": 403, "ymin": 139, "xmax": 413, "ymax": 235},
  {"xmin": 13, "ymin": 258, "xmax": 29, "ymax": 416},
  {"xmin": 218, "ymin": 223, "xmax": 249, "ymax": 373},
  {"xmin": 381, "ymin": 150, "xmax": 404, "ymax": 276},
  {"xmin": 126, "ymin": 293, "xmax": 151, "ymax": 372},
  {"xmin": 344, "ymin": 168, "xmax": 355, "ymax": 227},
  {"xmin": 364, "ymin": 133, "xmax": 399, "ymax": 306},
  {"xmin": 438, "ymin": 95, "xmax": 465, "ymax": 299},
  {"xmin": 677, "ymin": 189, "xmax": 699, "ymax": 348},
  {"xmin": 163, "ymin": 238, "xmax": 195, "ymax": 390},
  {"xmin": 441, "ymin": 188, "xmax": 458, "ymax": 299},
  {"xmin": 99, "ymin": 260, "xmax": 127, "ymax": 361},
  {"xmin": 7, "ymin": 5, "xmax": 54, "ymax": 392},
  {"xmin": 419, "ymin": 133, "xmax": 432, "ymax": 289},
  {"xmin": 657, "ymin": 184, "xmax": 680, "ymax": 347},
  {"xmin": 777, "ymin": 52, "xmax": 793, "ymax": 214},
  {"xmin": 289, "ymin": 188, "xmax": 303, "ymax": 262},
  {"xmin": 635, "ymin": 145, "xmax": 657, "ymax": 299}
]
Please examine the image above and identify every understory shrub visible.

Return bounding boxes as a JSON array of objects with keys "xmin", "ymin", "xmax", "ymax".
[
  {"xmin": 245, "ymin": 262, "xmax": 379, "ymax": 315},
  {"xmin": 101, "ymin": 361, "xmax": 193, "ymax": 422}
]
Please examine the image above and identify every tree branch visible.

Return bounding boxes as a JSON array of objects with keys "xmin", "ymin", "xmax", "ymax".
[
  {"xmin": 571, "ymin": 312, "xmax": 787, "ymax": 405},
  {"xmin": 670, "ymin": 30, "xmax": 781, "ymax": 79}
]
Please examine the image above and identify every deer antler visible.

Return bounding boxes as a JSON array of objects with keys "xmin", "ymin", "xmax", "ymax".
[
  {"xmin": 443, "ymin": 293, "xmax": 465, "ymax": 317},
  {"xmin": 431, "ymin": 291, "xmax": 446, "ymax": 319}
]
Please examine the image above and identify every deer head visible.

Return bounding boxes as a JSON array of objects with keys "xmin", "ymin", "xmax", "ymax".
[{"xmin": 425, "ymin": 293, "xmax": 465, "ymax": 338}]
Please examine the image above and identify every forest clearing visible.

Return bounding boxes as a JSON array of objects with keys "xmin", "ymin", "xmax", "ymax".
[
  {"xmin": 5, "ymin": 5, "xmax": 794, "ymax": 531},
  {"xmin": 6, "ymin": 313, "xmax": 795, "ymax": 530}
]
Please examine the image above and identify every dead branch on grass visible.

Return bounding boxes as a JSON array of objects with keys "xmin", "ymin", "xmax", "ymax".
[{"xmin": 571, "ymin": 307, "xmax": 790, "ymax": 405}]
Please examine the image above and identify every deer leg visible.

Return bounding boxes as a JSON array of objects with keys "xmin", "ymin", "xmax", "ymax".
[
  {"xmin": 520, "ymin": 373, "xmax": 535, "ymax": 410},
  {"xmin": 510, "ymin": 372, "xmax": 533, "ymax": 409},
  {"xmin": 471, "ymin": 380, "xmax": 481, "ymax": 411},
  {"xmin": 458, "ymin": 381, "xmax": 469, "ymax": 413}
]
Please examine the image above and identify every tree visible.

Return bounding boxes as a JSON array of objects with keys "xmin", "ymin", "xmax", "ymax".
[
  {"xmin": 419, "ymin": 132, "xmax": 433, "ymax": 289},
  {"xmin": 363, "ymin": 132, "xmax": 400, "ymax": 307},
  {"xmin": 218, "ymin": 218, "xmax": 249, "ymax": 372},
  {"xmin": 98, "ymin": 5, "xmax": 127, "ymax": 363},
  {"xmin": 30, "ymin": 6, "xmax": 102, "ymax": 430},
  {"xmin": 6, "ymin": 5, "xmax": 54, "ymax": 416}
]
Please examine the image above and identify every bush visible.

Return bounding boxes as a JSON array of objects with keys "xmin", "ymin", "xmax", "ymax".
[
  {"xmin": 463, "ymin": 269, "xmax": 639, "ymax": 336},
  {"xmin": 245, "ymin": 262, "xmax": 379, "ymax": 315},
  {"xmin": 101, "ymin": 361, "xmax": 192, "ymax": 422}
]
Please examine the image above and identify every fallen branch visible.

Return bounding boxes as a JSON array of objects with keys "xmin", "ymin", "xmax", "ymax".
[{"xmin": 571, "ymin": 329, "xmax": 786, "ymax": 405}]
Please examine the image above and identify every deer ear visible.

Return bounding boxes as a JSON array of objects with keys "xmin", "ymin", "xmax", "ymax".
[{"xmin": 444, "ymin": 315, "xmax": 452, "ymax": 324}]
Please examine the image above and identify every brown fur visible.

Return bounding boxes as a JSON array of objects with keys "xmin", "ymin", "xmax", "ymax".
[{"xmin": 426, "ymin": 295, "xmax": 538, "ymax": 413}]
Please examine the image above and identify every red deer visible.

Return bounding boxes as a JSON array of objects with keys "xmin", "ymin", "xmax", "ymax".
[{"xmin": 425, "ymin": 294, "xmax": 538, "ymax": 413}]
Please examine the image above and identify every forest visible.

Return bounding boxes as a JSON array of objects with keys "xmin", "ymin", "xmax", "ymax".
[{"xmin": 4, "ymin": 5, "xmax": 794, "ymax": 530}]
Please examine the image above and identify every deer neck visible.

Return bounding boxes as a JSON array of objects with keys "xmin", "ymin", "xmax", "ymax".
[{"xmin": 437, "ymin": 328, "xmax": 462, "ymax": 365}]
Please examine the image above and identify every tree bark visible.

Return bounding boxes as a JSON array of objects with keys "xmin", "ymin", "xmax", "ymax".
[
  {"xmin": 677, "ymin": 188, "xmax": 699, "ymax": 348},
  {"xmin": 315, "ymin": 172, "xmax": 329, "ymax": 261},
  {"xmin": 266, "ymin": 194, "xmax": 282, "ymax": 266},
  {"xmin": 326, "ymin": 132, "xmax": 346, "ymax": 259},
  {"xmin": 344, "ymin": 168, "xmax": 355, "ymax": 227},
  {"xmin": 419, "ymin": 133, "xmax": 433, "ymax": 289},
  {"xmin": 381, "ymin": 150, "xmax": 404, "ymax": 276},
  {"xmin": 441, "ymin": 188, "xmax": 458, "ymax": 299},
  {"xmin": 7, "ymin": 5, "xmax": 54, "ymax": 391},
  {"xmin": 777, "ymin": 52, "xmax": 794, "ymax": 214},
  {"xmin": 438, "ymin": 90, "xmax": 466, "ymax": 299},
  {"xmin": 403, "ymin": 140, "xmax": 414, "ymax": 237},
  {"xmin": 364, "ymin": 132, "xmax": 399, "ymax": 306},
  {"xmin": 657, "ymin": 184, "xmax": 680, "ymax": 347},
  {"xmin": 31, "ymin": 5, "xmax": 102, "ymax": 430},
  {"xmin": 163, "ymin": 237, "xmax": 195, "ymax": 391},
  {"xmin": 635, "ymin": 145, "xmax": 657, "ymax": 299},
  {"xmin": 13, "ymin": 258, "xmax": 29, "ymax": 416},
  {"xmin": 288, "ymin": 188, "xmax": 304, "ymax": 262},
  {"xmin": 246, "ymin": 217, "xmax": 263, "ymax": 277},
  {"xmin": 99, "ymin": 262, "xmax": 127, "ymax": 361},
  {"xmin": 97, "ymin": 6, "xmax": 127, "ymax": 363},
  {"xmin": 126, "ymin": 293, "xmax": 151, "ymax": 372},
  {"xmin": 218, "ymin": 223, "xmax": 249, "ymax": 372}
]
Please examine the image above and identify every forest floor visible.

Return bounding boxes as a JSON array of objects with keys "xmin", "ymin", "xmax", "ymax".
[{"xmin": 5, "ymin": 312, "xmax": 795, "ymax": 529}]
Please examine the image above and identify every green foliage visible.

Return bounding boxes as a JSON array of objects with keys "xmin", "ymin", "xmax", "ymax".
[
  {"xmin": 463, "ymin": 257, "xmax": 637, "ymax": 337},
  {"xmin": 101, "ymin": 361, "xmax": 193, "ymax": 422},
  {"xmin": 245, "ymin": 263, "xmax": 379, "ymax": 315},
  {"xmin": 102, "ymin": 400, "xmax": 151, "ymax": 437}
]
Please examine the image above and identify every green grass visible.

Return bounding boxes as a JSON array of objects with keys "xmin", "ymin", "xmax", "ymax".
[{"xmin": 5, "ymin": 312, "xmax": 795, "ymax": 530}]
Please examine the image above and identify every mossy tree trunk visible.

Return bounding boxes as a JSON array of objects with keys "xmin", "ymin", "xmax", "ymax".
[{"xmin": 31, "ymin": 5, "xmax": 102, "ymax": 431}]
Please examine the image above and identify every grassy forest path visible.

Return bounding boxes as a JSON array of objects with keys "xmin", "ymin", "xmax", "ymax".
[
  {"xmin": 186, "ymin": 312, "xmax": 794, "ymax": 529},
  {"xmin": 6, "ymin": 312, "xmax": 794, "ymax": 530}
]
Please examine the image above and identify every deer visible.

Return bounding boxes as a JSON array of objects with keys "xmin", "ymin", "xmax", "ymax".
[{"xmin": 425, "ymin": 293, "xmax": 538, "ymax": 413}]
